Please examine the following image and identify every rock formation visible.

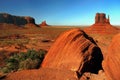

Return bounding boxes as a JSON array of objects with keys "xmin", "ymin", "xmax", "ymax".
[
  {"xmin": 95, "ymin": 13, "xmax": 110, "ymax": 25},
  {"xmin": 0, "ymin": 13, "xmax": 35, "ymax": 26},
  {"xmin": 39, "ymin": 21, "xmax": 48, "ymax": 27},
  {"xmin": 42, "ymin": 28, "xmax": 103, "ymax": 75},
  {"xmin": 79, "ymin": 70, "xmax": 107, "ymax": 80},
  {"xmin": 84, "ymin": 13, "xmax": 120, "ymax": 34},
  {"xmin": 103, "ymin": 33, "xmax": 120, "ymax": 80},
  {"xmin": 24, "ymin": 16, "xmax": 35, "ymax": 24}
]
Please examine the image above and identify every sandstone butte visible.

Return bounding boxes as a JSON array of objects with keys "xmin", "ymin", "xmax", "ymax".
[
  {"xmin": 84, "ymin": 13, "xmax": 120, "ymax": 34},
  {"xmin": 39, "ymin": 21, "xmax": 48, "ymax": 27},
  {"xmin": 42, "ymin": 28, "xmax": 103, "ymax": 75},
  {"xmin": 103, "ymin": 33, "xmax": 120, "ymax": 80}
]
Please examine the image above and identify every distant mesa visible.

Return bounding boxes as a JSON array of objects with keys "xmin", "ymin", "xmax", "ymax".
[
  {"xmin": 84, "ymin": 13, "xmax": 120, "ymax": 34},
  {"xmin": 42, "ymin": 29, "xmax": 103, "ymax": 75},
  {"xmin": 39, "ymin": 21, "xmax": 48, "ymax": 27},
  {"xmin": 0, "ymin": 13, "xmax": 35, "ymax": 26}
]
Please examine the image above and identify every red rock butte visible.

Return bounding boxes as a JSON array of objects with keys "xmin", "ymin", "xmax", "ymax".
[
  {"xmin": 84, "ymin": 13, "xmax": 120, "ymax": 34},
  {"xmin": 39, "ymin": 21, "xmax": 48, "ymax": 27},
  {"xmin": 95, "ymin": 13, "xmax": 110, "ymax": 25}
]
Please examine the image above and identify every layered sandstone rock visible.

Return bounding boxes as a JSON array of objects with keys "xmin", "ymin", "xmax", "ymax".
[
  {"xmin": 84, "ymin": 13, "xmax": 120, "ymax": 34},
  {"xmin": 42, "ymin": 29, "xmax": 103, "ymax": 75},
  {"xmin": 103, "ymin": 33, "xmax": 120, "ymax": 80},
  {"xmin": 0, "ymin": 13, "xmax": 35, "ymax": 26}
]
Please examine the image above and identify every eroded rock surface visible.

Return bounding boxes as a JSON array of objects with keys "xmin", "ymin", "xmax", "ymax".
[
  {"xmin": 42, "ymin": 29, "xmax": 103, "ymax": 75},
  {"xmin": 103, "ymin": 33, "xmax": 120, "ymax": 80},
  {"xmin": 80, "ymin": 70, "xmax": 107, "ymax": 80}
]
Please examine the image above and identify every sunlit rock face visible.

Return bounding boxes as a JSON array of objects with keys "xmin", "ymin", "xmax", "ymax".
[
  {"xmin": 103, "ymin": 33, "xmax": 120, "ymax": 80},
  {"xmin": 42, "ymin": 28, "xmax": 103, "ymax": 75},
  {"xmin": 0, "ymin": 13, "xmax": 35, "ymax": 26}
]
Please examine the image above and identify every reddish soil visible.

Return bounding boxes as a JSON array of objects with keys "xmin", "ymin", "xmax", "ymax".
[
  {"xmin": 5, "ymin": 68, "xmax": 77, "ymax": 80},
  {"xmin": 84, "ymin": 24, "xmax": 120, "ymax": 34}
]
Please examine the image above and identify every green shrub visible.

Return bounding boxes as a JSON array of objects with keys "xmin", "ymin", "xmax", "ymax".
[
  {"xmin": 0, "ymin": 49, "xmax": 47, "ymax": 73},
  {"xmin": 19, "ymin": 58, "xmax": 40, "ymax": 70},
  {"xmin": 1, "ymin": 67, "xmax": 10, "ymax": 73}
]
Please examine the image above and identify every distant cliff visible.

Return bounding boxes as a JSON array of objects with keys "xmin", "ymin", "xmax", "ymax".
[
  {"xmin": 0, "ymin": 13, "xmax": 35, "ymax": 26},
  {"xmin": 39, "ymin": 21, "xmax": 48, "ymax": 27}
]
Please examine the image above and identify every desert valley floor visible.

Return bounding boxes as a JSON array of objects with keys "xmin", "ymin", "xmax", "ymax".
[{"xmin": 0, "ymin": 24, "xmax": 119, "ymax": 80}]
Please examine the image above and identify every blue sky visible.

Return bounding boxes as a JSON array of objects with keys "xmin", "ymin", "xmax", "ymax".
[{"xmin": 0, "ymin": 0, "xmax": 120, "ymax": 25}]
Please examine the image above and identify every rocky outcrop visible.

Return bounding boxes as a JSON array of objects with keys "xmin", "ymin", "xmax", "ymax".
[
  {"xmin": 39, "ymin": 21, "xmax": 48, "ymax": 27},
  {"xmin": 84, "ymin": 13, "xmax": 120, "ymax": 34},
  {"xmin": 103, "ymin": 33, "xmax": 120, "ymax": 80},
  {"xmin": 0, "ymin": 13, "xmax": 35, "ymax": 26},
  {"xmin": 80, "ymin": 70, "xmax": 107, "ymax": 80},
  {"xmin": 42, "ymin": 29, "xmax": 103, "ymax": 75}
]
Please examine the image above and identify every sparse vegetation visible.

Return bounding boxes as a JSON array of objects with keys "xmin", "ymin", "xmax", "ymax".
[
  {"xmin": 0, "ymin": 26, "xmax": 75, "ymax": 75},
  {"xmin": 0, "ymin": 27, "xmax": 73, "ymax": 46},
  {"xmin": 0, "ymin": 49, "xmax": 47, "ymax": 73}
]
